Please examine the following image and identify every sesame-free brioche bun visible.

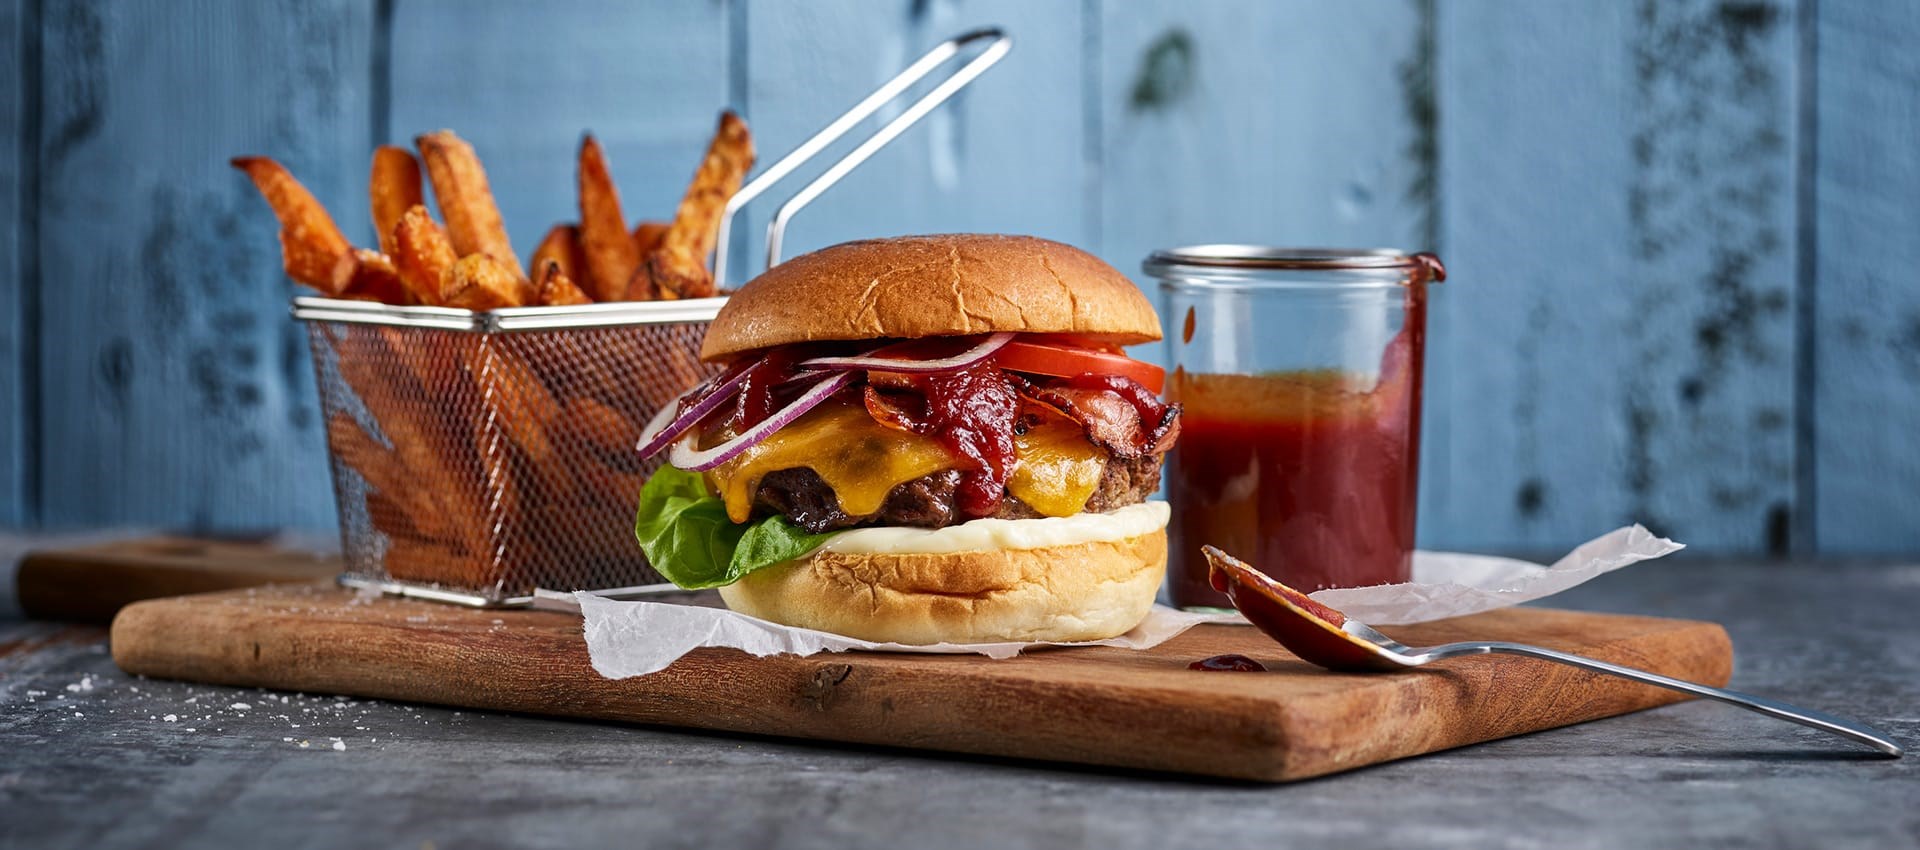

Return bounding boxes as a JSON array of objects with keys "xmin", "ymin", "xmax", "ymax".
[
  {"xmin": 701, "ymin": 234, "xmax": 1162, "ymax": 360},
  {"xmin": 716, "ymin": 528, "xmax": 1168, "ymax": 644}
]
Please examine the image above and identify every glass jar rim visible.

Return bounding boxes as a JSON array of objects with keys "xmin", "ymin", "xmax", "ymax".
[{"xmin": 1144, "ymin": 245, "xmax": 1424, "ymax": 275}]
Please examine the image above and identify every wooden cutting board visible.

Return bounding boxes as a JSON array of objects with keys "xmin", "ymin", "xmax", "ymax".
[
  {"xmin": 112, "ymin": 582, "xmax": 1733, "ymax": 782},
  {"xmin": 17, "ymin": 537, "xmax": 339, "ymax": 622}
]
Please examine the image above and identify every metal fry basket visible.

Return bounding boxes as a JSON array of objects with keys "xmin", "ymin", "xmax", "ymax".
[
  {"xmin": 300, "ymin": 299, "xmax": 724, "ymax": 605},
  {"xmin": 297, "ymin": 28, "xmax": 1013, "ymax": 606}
]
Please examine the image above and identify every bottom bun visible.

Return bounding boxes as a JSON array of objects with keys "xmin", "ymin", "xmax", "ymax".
[{"xmin": 717, "ymin": 528, "xmax": 1168, "ymax": 644}]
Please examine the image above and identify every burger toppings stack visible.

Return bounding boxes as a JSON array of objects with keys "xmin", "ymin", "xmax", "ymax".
[{"xmin": 634, "ymin": 233, "xmax": 1183, "ymax": 644}]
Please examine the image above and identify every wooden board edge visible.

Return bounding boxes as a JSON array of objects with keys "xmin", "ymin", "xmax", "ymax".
[
  {"xmin": 1267, "ymin": 618, "xmax": 1735, "ymax": 781},
  {"xmin": 109, "ymin": 588, "xmax": 1740, "ymax": 783}
]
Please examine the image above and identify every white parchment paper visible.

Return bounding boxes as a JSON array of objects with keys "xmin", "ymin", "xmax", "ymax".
[
  {"xmin": 578, "ymin": 524, "xmax": 1680, "ymax": 679},
  {"xmin": 1314, "ymin": 523, "xmax": 1682, "ymax": 625}
]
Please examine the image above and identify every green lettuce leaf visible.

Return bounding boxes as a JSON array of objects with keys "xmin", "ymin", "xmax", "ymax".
[{"xmin": 633, "ymin": 466, "xmax": 836, "ymax": 589}]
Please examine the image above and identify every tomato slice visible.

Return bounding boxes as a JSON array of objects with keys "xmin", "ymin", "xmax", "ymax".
[{"xmin": 994, "ymin": 340, "xmax": 1165, "ymax": 393}]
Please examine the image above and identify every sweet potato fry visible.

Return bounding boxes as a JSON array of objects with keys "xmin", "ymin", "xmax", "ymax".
[
  {"xmin": 636, "ymin": 251, "xmax": 701, "ymax": 301},
  {"xmin": 325, "ymin": 411, "xmax": 450, "ymax": 541},
  {"xmin": 474, "ymin": 343, "xmax": 562, "ymax": 464},
  {"xmin": 441, "ymin": 253, "xmax": 525, "ymax": 311},
  {"xmin": 623, "ymin": 267, "xmax": 661, "ymax": 301},
  {"xmin": 330, "ymin": 248, "xmax": 408, "ymax": 304},
  {"xmin": 636, "ymin": 111, "xmax": 754, "ymax": 299},
  {"xmin": 529, "ymin": 224, "xmax": 586, "ymax": 289},
  {"xmin": 632, "ymin": 220, "xmax": 669, "ymax": 257},
  {"xmin": 416, "ymin": 130, "xmax": 524, "ymax": 279},
  {"xmin": 391, "ymin": 205, "xmax": 458, "ymax": 306},
  {"xmin": 542, "ymin": 395, "xmax": 646, "ymax": 515},
  {"xmin": 232, "ymin": 156, "xmax": 352, "ymax": 292},
  {"xmin": 369, "ymin": 146, "xmax": 424, "ymax": 256},
  {"xmin": 559, "ymin": 396, "xmax": 642, "ymax": 458},
  {"xmin": 577, "ymin": 135, "xmax": 639, "ymax": 302},
  {"xmin": 328, "ymin": 328, "xmax": 488, "ymax": 553},
  {"xmin": 536, "ymin": 262, "xmax": 594, "ymax": 306}
]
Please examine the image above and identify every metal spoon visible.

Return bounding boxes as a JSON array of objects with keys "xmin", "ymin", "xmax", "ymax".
[{"xmin": 1201, "ymin": 545, "xmax": 1903, "ymax": 757}]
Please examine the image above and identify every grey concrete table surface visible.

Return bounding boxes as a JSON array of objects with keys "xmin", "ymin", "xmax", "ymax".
[{"xmin": 1, "ymin": 558, "xmax": 1915, "ymax": 850}]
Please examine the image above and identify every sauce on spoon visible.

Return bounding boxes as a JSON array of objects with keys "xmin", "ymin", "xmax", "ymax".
[{"xmin": 1203, "ymin": 544, "xmax": 1393, "ymax": 671}]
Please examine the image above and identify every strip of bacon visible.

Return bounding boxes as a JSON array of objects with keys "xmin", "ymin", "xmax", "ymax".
[{"xmin": 1019, "ymin": 374, "xmax": 1181, "ymax": 459}]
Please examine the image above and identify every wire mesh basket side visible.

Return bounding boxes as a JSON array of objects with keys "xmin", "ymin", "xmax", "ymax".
[
  {"xmin": 307, "ymin": 319, "xmax": 716, "ymax": 602},
  {"xmin": 485, "ymin": 323, "xmax": 714, "ymax": 593}
]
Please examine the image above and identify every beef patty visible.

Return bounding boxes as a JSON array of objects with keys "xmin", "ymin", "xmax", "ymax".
[{"xmin": 756, "ymin": 454, "xmax": 1164, "ymax": 534}]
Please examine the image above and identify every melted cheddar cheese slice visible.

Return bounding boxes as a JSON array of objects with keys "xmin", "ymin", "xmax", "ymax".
[
  {"xmin": 704, "ymin": 402, "xmax": 1107, "ymax": 523},
  {"xmin": 1007, "ymin": 416, "xmax": 1106, "ymax": 517}
]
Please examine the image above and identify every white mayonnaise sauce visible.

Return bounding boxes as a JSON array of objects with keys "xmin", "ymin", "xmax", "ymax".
[{"xmin": 812, "ymin": 501, "xmax": 1170, "ymax": 556}]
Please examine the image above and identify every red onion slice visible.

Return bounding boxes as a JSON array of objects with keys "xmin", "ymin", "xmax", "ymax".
[
  {"xmin": 634, "ymin": 360, "xmax": 755, "ymax": 459},
  {"xmin": 797, "ymin": 332, "xmax": 1014, "ymax": 374},
  {"xmin": 779, "ymin": 367, "xmax": 834, "ymax": 386},
  {"xmin": 668, "ymin": 372, "xmax": 855, "ymax": 471}
]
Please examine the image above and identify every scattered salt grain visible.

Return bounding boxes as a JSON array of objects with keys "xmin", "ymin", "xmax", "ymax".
[
  {"xmin": 163, "ymin": 714, "xmax": 178, "ymax": 722},
  {"xmin": 229, "ymin": 703, "xmax": 252, "ymax": 711},
  {"xmin": 331, "ymin": 738, "xmax": 346, "ymax": 752},
  {"xmin": 65, "ymin": 675, "xmax": 95, "ymax": 693}
]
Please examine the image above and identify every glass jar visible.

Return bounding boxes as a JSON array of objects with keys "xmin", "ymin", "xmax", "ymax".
[{"xmin": 1146, "ymin": 247, "xmax": 1444, "ymax": 610}]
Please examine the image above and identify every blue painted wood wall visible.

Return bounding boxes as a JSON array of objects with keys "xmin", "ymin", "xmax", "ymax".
[{"xmin": 2, "ymin": 0, "xmax": 1916, "ymax": 556}]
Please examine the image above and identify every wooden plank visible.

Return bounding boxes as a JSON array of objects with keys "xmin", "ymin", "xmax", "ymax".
[
  {"xmin": 1431, "ymin": 1, "xmax": 1799, "ymax": 552},
  {"xmin": 34, "ymin": 0, "xmax": 373, "ymax": 531},
  {"xmin": 0, "ymin": 0, "xmax": 25, "ymax": 526},
  {"xmin": 1812, "ymin": 1, "xmax": 1920, "ymax": 553},
  {"xmin": 1098, "ymin": 2, "xmax": 1432, "ymax": 273},
  {"xmin": 737, "ymin": 1, "xmax": 1088, "ymax": 274},
  {"xmin": 386, "ymin": 0, "xmax": 730, "ymax": 264},
  {"xmin": 16, "ymin": 535, "xmax": 339, "ymax": 623},
  {"xmin": 112, "ymin": 582, "xmax": 1732, "ymax": 782}
]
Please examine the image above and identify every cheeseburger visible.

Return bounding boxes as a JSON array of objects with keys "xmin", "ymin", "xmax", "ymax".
[{"xmin": 633, "ymin": 234, "xmax": 1180, "ymax": 643}]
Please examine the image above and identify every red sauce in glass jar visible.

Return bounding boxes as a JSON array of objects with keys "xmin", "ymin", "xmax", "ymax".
[{"xmin": 1166, "ymin": 286, "xmax": 1425, "ymax": 609}]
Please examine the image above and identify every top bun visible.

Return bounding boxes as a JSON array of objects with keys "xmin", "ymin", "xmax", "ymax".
[{"xmin": 701, "ymin": 234, "xmax": 1162, "ymax": 360}]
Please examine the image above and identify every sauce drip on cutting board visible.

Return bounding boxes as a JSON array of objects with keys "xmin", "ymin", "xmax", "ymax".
[{"xmin": 1188, "ymin": 654, "xmax": 1268, "ymax": 672}]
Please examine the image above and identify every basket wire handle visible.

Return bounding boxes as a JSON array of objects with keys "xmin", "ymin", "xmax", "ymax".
[{"xmin": 712, "ymin": 27, "xmax": 1014, "ymax": 290}]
